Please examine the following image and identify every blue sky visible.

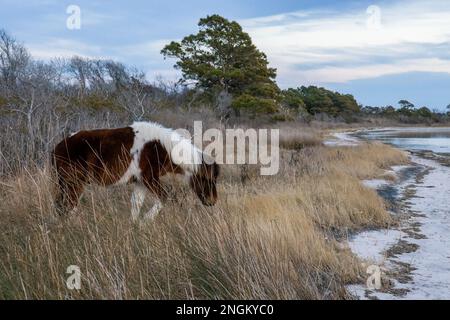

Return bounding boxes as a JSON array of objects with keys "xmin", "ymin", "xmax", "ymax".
[{"xmin": 1, "ymin": 0, "xmax": 450, "ymax": 110}]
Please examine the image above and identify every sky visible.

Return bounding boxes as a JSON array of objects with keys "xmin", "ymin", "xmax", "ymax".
[{"xmin": 1, "ymin": 0, "xmax": 450, "ymax": 110}]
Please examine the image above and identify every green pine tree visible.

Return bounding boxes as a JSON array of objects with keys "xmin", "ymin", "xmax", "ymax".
[{"xmin": 161, "ymin": 14, "xmax": 280, "ymax": 114}]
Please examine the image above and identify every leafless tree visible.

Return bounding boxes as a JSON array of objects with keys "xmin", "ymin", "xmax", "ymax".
[
  {"xmin": 0, "ymin": 29, "xmax": 30, "ymax": 92},
  {"xmin": 68, "ymin": 56, "xmax": 91, "ymax": 96},
  {"xmin": 0, "ymin": 30, "xmax": 210, "ymax": 176}
]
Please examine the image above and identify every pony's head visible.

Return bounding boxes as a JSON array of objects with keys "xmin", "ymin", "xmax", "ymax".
[{"xmin": 190, "ymin": 157, "xmax": 219, "ymax": 206}]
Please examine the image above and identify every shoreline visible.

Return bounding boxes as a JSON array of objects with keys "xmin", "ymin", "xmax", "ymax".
[{"xmin": 339, "ymin": 129, "xmax": 450, "ymax": 299}]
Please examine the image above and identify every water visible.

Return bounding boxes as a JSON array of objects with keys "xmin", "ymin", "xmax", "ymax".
[{"xmin": 358, "ymin": 127, "xmax": 450, "ymax": 154}]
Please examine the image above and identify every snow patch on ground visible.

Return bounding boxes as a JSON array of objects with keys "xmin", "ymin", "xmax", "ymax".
[
  {"xmin": 328, "ymin": 129, "xmax": 450, "ymax": 299},
  {"xmin": 324, "ymin": 132, "xmax": 360, "ymax": 146},
  {"xmin": 348, "ymin": 229, "xmax": 404, "ymax": 264},
  {"xmin": 348, "ymin": 155, "xmax": 450, "ymax": 299},
  {"xmin": 389, "ymin": 155, "xmax": 450, "ymax": 299},
  {"xmin": 362, "ymin": 179, "xmax": 391, "ymax": 189},
  {"xmin": 361, "ymin": 165, "xmax": 412, "ymax": 189}
]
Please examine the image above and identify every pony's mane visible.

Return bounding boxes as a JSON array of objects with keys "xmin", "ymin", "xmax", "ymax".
[{"xmin": 131, "ymin": 121, "xmax": 203, "ymax": 173}]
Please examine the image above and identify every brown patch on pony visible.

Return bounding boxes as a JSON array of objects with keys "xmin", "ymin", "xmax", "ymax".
[
  {"xmin": 52, "ymin": 127, "xmax": 135, "ymax": 212},
  {"xmin": 137, "ymin": 139, "xmax": 185, "ymax": 200}
]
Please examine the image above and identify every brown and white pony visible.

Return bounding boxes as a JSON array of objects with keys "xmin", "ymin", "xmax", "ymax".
[{"xmin": 52, "ymin": 121, "xmax": 219, "ymax": 220}]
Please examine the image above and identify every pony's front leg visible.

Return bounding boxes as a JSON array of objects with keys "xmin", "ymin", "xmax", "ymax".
[
  {"xmin": 142, "ymin": 180, "xmax": 168, "ymax": 221},
  {"xmin": 131, "ymin": 184, "xmax": 147, "ymax": 221},
  {"xmin": 143, "ymin": 199, "xmax": 163, "ymax": 221}
]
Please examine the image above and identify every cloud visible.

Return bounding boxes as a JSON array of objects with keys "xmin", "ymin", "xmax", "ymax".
[
  {"xmin": 240, "ymin": 0, "xmax": 450, "ymax": 86},
  {"xmin": 28, "ymin": 38, "xmax": 108, "ymax": 60},
  {"xmin": 300, "ymin": 58, "xmax": 450, "ymax": 83},
  {"xmin": 110, "ymin": 39, "xmax": 181, "ymax": 81},
  {"xmin": 20, "ymin": 0, "xmax": 450, "ymax": 89},
  {"xmin": 27, "ymin": 35, "xmax": 180, "ymax": 81}
]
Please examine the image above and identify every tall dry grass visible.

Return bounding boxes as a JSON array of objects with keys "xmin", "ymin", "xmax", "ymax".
[
  {"xmin": 0, "ymin": 131, "xmax": 408, "ymax": 299},
  {"xmin": 279, "ymin": 128, "xmax": 323, "ymax": 150}
]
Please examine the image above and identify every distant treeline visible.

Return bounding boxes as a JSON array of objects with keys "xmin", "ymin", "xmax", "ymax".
[
  {"xmin": 282, "ymin": 87, "xmax": 450, "ymax": 124},
  {"xmin": 360, "ymin": 100, "xmax": 450, "ymax": 124}
]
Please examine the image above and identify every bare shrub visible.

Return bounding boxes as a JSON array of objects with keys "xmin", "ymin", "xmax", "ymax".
[{"xmin": 279, "ymin": 128, "xmax": 322, "ymax": 150}]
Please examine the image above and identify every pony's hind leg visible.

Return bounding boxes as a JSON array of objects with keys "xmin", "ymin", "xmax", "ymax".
[
  {"xmin": 131, "ymin": 184, "xmax": 147, "ymax": 221},
  {"xmin": 141, "ymin": 178, "xmax": 167, "ymax": 221},
  {"xmin": 55, "ymin": 173, "xmax": 85, "ymax": 216}
]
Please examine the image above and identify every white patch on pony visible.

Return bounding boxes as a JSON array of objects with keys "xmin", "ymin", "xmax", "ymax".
[
  {"xmin": 116, "ymin": 121, "xmax": 202, "ymax": 185},
  {"xmin": 116, "ymin": 122, "xmax": 203, "ymax": 185},
  {"xmin": 69, "ymin": 131, "xmax": 79, "ymax": 137},
  {"xmin": 115, "ymin": 126, "xmax": 145, "ymax": 185},
  {"xmin": 114, "ymin": 121, "xmax": 203, "ymax": 221},
  {"xmin": 130, "ymin": 121, "xmax": 202, "ymax": 176}
]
